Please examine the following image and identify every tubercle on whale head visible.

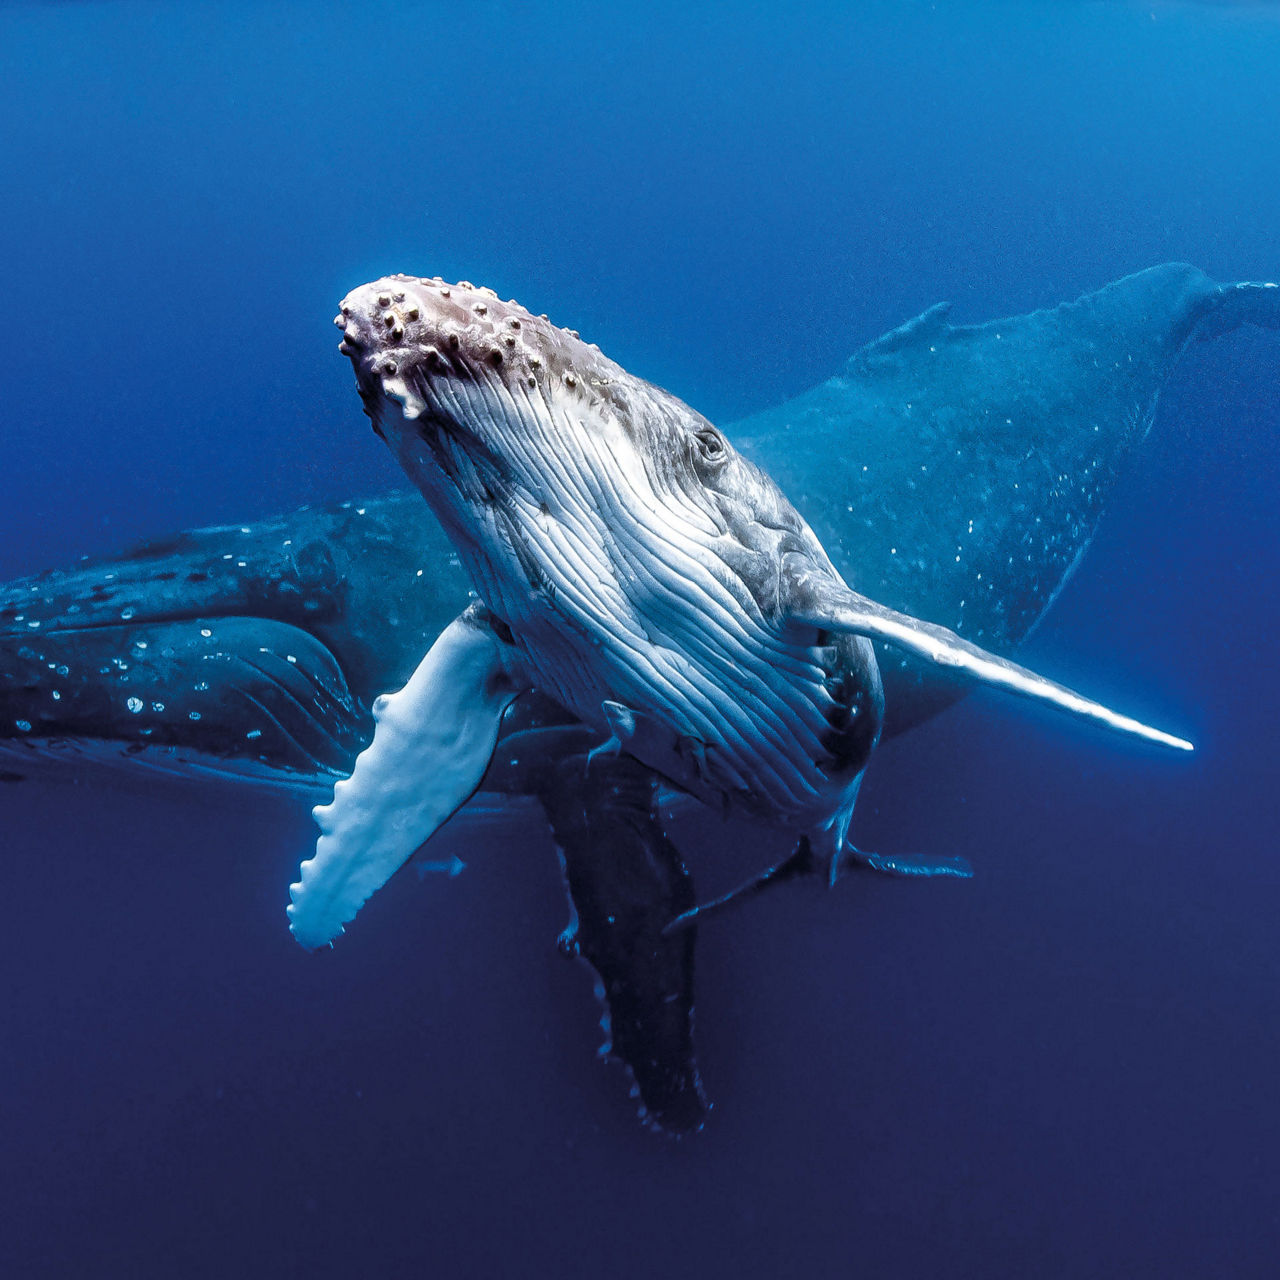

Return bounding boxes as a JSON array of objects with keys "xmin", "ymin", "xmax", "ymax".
[
  {"xmin": 334, "ymin": 274, "xmax": 616, "ymax": 423},
  {"xmin": 333, "ymin": 275, "xmax": 791, "ymax": 507}
]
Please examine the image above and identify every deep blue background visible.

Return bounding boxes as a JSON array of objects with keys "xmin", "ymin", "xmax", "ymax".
[{"xmin": 1, "ymin": 2, "xmax": 1278, "ymax": 1276}]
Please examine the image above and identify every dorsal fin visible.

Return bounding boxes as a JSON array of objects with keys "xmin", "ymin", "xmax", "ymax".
[{"xmin": 850, "ymin": 301, "xmax": 954, "ymax": 367}]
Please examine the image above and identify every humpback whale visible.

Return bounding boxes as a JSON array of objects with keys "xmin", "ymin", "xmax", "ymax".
[
  {"xmin": 2, "ymin": 263, "xmax": 1275, "ymax": 1131},
  {"xmin": 289, "ymin": 272, "xmax": 1188, "ymax": 948}
]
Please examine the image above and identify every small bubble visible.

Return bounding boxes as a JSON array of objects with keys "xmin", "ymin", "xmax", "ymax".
[
  {"xmin": 246, "ymin": 729, "xmax": 262, "ymax": 740},
  {"xmin": 120, "ymin": 607, "xmax": 135, "ymax": 620},
  {"xmin": 152, "ymin": 702, "xmax": 165, "ymax": 712},
  {"xmin": 200, "ymin": 628, "xmax": 212, "ymax": 638},
  {"xmin": 15, "ymin": 720, "xmax": 31, "ymax": 732},
  {"xmin": 51, "ymin": 691, "xmax": 61, "ymax": 701}
]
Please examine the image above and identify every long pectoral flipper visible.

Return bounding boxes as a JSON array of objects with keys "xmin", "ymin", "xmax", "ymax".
[
  {"xmin": 785, "ymin": 565, "xmax": 1193, "ymax": 752},
  {"xmin": 287, "ymin": 607, "xmax": 524, "ymax": 949}
]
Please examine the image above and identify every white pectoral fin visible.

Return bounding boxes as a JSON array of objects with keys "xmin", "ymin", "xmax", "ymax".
[
  {"xmin": 287, "ymin": 609, "xmax": 526, "ymax": 949},
  {"xmin": 785, "ymin": 568, "xmax": 1193, "ymax": 753}
]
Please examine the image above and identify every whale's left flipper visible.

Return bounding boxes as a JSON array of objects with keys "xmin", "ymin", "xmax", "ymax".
[
  {"xmin": 287, "ymin": 604, "xmax": 525, "ymax": 949},
  {"xmin": 784, "ymin": 562, "xmax": 1193, "ymax": 753}
]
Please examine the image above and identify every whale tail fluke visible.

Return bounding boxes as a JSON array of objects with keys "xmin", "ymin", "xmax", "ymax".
[{"xmin": 1194, "ymin": 279, "xmax": 1280, "ymax": 343}]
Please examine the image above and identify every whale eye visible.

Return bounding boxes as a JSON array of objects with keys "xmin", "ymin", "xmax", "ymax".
[{"xmin": 692, "ymin": 426, "xmax": 727, "ymax": 467}]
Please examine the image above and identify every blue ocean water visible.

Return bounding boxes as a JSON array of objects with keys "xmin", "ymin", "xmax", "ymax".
[{"xmin": 1, "ymin": 1, "xmax": 1278, "ymax": 1275}]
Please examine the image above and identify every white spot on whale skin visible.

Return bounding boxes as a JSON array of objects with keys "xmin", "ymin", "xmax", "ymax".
[
  {"xmin": 189, "ymin": 711, "xmax": 201, "ymax": 721},
  {"xmin": 126, "ymin": 697, "xmax": 144, "ymax": 714},
  {"xmin": 247, "ymin": 729, "xmax": 263, "ymax": 740},
  {"xmin": 200, "ymin": 628, "xmax": 212, "ymax": 638},
  {"xmin": 120, "ymin": 607, "xmax": 136, "ymax": 620},
  {"xmin": 15, "ymin": 720, "xmax": 31, "ymax": 732}
]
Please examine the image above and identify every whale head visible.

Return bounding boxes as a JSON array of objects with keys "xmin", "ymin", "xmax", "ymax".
[
  {"xmin": 335, "ymin": 275, "xmax": 812, "ymax": 595},
  {"xmin": 335, "ymin": 274, "xmax": 883, "ymax": 826}
]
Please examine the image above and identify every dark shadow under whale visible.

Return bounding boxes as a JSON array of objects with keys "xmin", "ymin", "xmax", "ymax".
[{"xmin": 2, "ymin": 262, "xmax": 1275, "ymax": 1130}]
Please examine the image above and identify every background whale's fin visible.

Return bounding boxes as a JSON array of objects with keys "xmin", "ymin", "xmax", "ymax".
[
  {"xmin": 536, "ymin": 745, "xmax": 706, "ymax": 1135},
  {"xmin": 854, "ymin": 300, "xmax": 954, "ymax": 359}
]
